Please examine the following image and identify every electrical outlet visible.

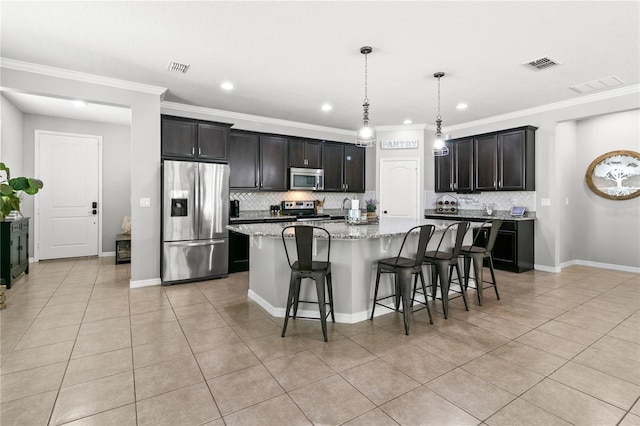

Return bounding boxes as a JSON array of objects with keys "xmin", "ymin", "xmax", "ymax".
[
  {"xmin": 541, "ymin": 198, "xmax": 551, "ymax": 206},
  {"xmin": 140, "ymin": 198, "xmax": 151, "ymax": 208}
]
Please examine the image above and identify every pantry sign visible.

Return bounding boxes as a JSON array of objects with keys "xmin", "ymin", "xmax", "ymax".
[{"xmin": 380, "ymin": 139, "xmax": 419, "ymax": 149}]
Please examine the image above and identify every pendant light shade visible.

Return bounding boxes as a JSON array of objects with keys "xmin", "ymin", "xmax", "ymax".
[
  {"xmin": 432, "ymin": 72, "xmax": 449, "ymax": 156},
  {"xmin": 356, "ymin": 46, "xmax": 375, "ymax": 148}
]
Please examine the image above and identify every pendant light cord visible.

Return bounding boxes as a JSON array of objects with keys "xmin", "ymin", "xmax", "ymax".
[{"xmin": 363, "ymin": 52, "xmax": 369, "ymax": 105}]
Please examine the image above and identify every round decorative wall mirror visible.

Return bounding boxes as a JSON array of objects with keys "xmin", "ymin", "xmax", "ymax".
[{"xmin": 585, "ymin": 150, "xmax": 640, "ymax": 200}]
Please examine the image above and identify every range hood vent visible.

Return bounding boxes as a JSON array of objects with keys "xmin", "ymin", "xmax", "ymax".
[
  {"xmin": 167, "ymin": 61, "xmax": 190, "ymax": 74},
  {"xmin": 523, "ymin": 56, "xmax": 560, "ymax": 71}
]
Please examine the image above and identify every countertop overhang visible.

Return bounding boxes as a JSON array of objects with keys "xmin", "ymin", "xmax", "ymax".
[{"xmin": 227, "ymin": 217, "xmax": 461, "ymax": 240}]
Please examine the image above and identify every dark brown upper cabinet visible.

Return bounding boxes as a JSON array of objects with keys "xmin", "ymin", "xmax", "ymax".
[
  {"xmin": 343, "ymin": 145, "xmax": 365, "ymax": 193},
  {"xmin": 161, "ymin": 115, "xmax": 230, "ymax": 162},
  {"xmin": 229, "ymin": 131, "xmax": 259, "ymax": 190},
  {"xmin": 474, "ymin": 126, "xmax": 536, "ymax": 191},
  {"xmin": 289, "ymin": 138, "xmax": 322, "ymax": 169},
  {"xmin": 259, "ymin": 135, "xmax": 288, "ymax": 191},
  {"xmin": 473, "ymin": 134, "xmax": 498, "ymax": 191},
  {"xmin": 321, "ymin": 143, "xmax": 365, "ymax": 192},
  {"xmin": 434, "ymin": 138, "xmax": 473, "ymax": 193},
  {"xmin": 436, "ymin": 125, "xmax": 536, "ymax": 193},
  {"xmin": 322, "ymin": 143, "xmax": 344, "ymax": 192}
]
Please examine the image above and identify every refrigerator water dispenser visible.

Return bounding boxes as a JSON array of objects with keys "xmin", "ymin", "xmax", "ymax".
[{"xmin": 171, "ymin": 198, "xmax": 188, "ymax": 217}]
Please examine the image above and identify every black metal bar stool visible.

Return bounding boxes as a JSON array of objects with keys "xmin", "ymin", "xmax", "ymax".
[
  {"xmin": 461, "ymin": 219, "xmax": 503, "ymax": 305},
  {"xmin": 415, "ymin": 221, "xmax": 470, "ymax": 319},
  {"xmin": 370, "ymin": 224, "xmax": 435, "ymax": 335},
  {"xmin": 281, "ymin": 225, "xmax": 333, "ymax": 342}
]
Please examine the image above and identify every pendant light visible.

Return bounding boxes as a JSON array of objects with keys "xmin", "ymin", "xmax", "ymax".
[
  {"xmin": 356, "ymin": 46, "xmax": 375, "ymax": 148},
  {"xmin": 432, "ymin": 72, "xmax": 449, "ymax": 156}
]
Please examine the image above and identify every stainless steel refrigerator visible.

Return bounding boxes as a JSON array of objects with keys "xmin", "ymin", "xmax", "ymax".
[{"xmin": 162, "ymin": 160, "xmax": 229, "ymax": 284}]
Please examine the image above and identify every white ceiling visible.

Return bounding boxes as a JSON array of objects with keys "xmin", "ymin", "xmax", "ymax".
[{"xmin": 1, "ymin": 1, "xmax": 638, "ymax": 130}]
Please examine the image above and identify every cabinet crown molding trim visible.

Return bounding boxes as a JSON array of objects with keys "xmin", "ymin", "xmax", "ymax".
[
  {"xmin": 162, "ymin": 101, "xmax": 355, "ymax": 137},
  {"xmin": 0, "ymin": 58, "xmax": 168, "ymax": 96},
  {"xmin": 444, "ymin": 84, "xmax": 640, "ymax": 133}
]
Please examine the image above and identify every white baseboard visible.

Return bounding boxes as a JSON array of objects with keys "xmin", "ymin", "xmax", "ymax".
[
  {"xmin": 536, "ymin": 260, "xmax": 639, "ymax": 274},
  {"xmin": 573, "ymin": 260, "xmax": 640, "ymax": 274},
  {"xmin": 534, "ymin": 264, "xmax": 562, "ymax": 273},
  {"xmin": 130, "ymin": 278, "xmax": 161, "ymax": 288},
  {"xmin": 101, "ymin": 251, "xmax": 115, "ymax": 257},
  {"xmin": 247, "ymin": 289, "xmax": 371, "ymax": 324}
]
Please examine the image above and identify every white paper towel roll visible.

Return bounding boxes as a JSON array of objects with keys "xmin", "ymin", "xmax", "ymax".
[{"xmin": 351, "ymin": 199, "xmax": 359, "ymax": 210}]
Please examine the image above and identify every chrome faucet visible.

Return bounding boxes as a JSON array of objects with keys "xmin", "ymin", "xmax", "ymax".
[{"xmin": 342, "ymin": 197, "xmax": 351, "ymax": 211}]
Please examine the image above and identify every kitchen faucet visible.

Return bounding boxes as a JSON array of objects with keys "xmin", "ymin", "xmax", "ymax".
[{"xmin": 342, "ymin": 197, "xmax": 351, "ymax": 211}]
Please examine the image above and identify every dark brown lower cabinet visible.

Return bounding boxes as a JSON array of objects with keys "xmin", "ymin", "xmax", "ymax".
[
  {"xmin": 425, "ymin": 215, "xmax": 534, "ymax": 273},
  {"xmin": 229, "ymin": 230, "xmax": 249, "ymax": 273},
  {"xmin": 0, "ymin": 218, "xmax": 30, "ymax": 289},
  {"xmin": 492, "ymin": 220, "xmax": 534, "ymax": 273}
]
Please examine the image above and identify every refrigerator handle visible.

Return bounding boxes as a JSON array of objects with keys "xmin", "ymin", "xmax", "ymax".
[
  {"xmin": 166, "ymin": 240, "xmax": 226, "ymax": 248},
  {"xmin": 194, "ymin": 166, "xmax": 200, "ymax": 235}
]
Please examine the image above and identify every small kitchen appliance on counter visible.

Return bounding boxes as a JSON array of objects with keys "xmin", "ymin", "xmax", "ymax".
[
  {"xmin": 281, "ymin": 200, "xmax": 330, "ymax": 221},
  {"xmin": 230, "ymin": 199, "xmax": 240, "ymax": 218}
]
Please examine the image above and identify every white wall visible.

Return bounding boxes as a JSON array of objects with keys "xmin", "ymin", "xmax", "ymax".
[
  {"xmin": 1, "ymin": 66, "xmax": 163, "ymax": 284},
  {"xmin": 555, "ymin": 121, "xmax": 577, "ymax": 265},
  {"xmin": 574, "ymin": 110, "xmax": 640, "ymax": 269},
  {"xmin": 441, "ymin": 89, "xmax": 640, "ymax": 271},
  {"xmin": 1, "ymin": 95, "xmax": 24, "ymax": 175},
  {"xmin": 21, "ymin": 114, "xmax": 131, "ymax": 253}
]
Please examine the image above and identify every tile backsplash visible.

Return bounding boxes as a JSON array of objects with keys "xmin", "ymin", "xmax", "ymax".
[
  {"xmin": 425, "ymin": 190, "xmax": 536, "ymax": 212},
  {"xmin": 230, "ymin": 191, "xmax": 371, "ymax": 211},
  {"xmin": 232, "ymin": 190, "xmax": 535, "ymax": 213}
]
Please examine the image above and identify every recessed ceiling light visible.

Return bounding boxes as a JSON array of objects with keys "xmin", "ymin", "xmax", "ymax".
[
  {"xmin": 403, "ymin": 119, "xmax": 412, "ymax": 124},
  {"xmin": 456, "ymin": 103, "xmax": 468, "ymax": 110},
  {"xmin": 72, "ymin": 100, "xmax": 87, "ymax": 108},
  {"xmin": 321, "ymin": 103, "xmax": 332, "ymax": 112},
  {"xmin": 221, "ymin": 82, "xmax": 234, "ymax": 90}
]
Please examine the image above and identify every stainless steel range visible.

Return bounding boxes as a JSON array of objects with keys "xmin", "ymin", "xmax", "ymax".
[{"xmin": 281, "ymin": 200, "xmax": 330, "ymax": 222}]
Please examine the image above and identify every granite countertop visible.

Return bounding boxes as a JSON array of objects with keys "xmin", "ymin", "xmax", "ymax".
[
  {"xmin": 424, "ymin": 209, "xmax": 536, "ymax": 221},
  {"xmin": 230, "ymin": 209, "xmax": 348, "ymax": 223},
  {"xmin": 227, "ymin": 217, "xmax": 459, "ymax": 240}
]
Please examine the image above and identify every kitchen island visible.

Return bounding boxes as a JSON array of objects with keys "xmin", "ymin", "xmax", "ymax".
[{"xmin": 227, "ymin": 217, "xmax": 460, "ymax": 323}]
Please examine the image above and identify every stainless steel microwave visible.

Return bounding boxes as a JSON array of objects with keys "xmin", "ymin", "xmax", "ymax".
[{"xmin": 289, "ymin": 167, "xmax": 324, "ymax": 191}]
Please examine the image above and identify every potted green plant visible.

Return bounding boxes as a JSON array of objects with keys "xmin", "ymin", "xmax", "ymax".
[
  {"xmin": 0, "ymin": 162, "xmax": 43, "ymax": 221},
  {"xmin": 365, "ymin": 198, "xmax": 378, "ymax": 223}
]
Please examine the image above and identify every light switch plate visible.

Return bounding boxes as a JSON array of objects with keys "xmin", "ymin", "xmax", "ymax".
[
  {"xmin": 541, "ymin": 198, "xmax": 551, "ymax": 206},
  {"xmin": 140, "ymin": 198, "xmax": 151, "ymax": 207}
]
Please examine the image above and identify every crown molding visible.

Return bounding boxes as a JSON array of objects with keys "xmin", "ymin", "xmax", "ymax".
[
  {"xmin": 0, "ymin": 58, "xmax": 167, "ymax": 96},
  {"xmin": 161, "ymin": 101, "xmax": 355, "ymax": 136},
  {"xmin": 444, "ymin": 84, "xmax": 640, "ymax": 133}
]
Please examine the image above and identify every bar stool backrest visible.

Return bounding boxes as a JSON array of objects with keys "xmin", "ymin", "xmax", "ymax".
[
  {"xmin": 394, "ymin": 224, "xmax": 436, "ymax": 267},
  {"xmin": 281, "ymin": 225, "xmax": 331, "ymax": 271},
  {"xmin": 432, "ymin": 221, "xmax": 471, "ymax": 260},
  {"xmin": 484, "ymin": 219, "xmax": 503, "ymax": 252}
]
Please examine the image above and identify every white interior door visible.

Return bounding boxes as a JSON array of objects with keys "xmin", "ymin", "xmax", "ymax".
[
  {"xmin": 380, "ymin": 158, "xmax": 420, "ymax": 218},
  {"xmin": 37, "ymin": 131, "xmax": 101, "ymax": 260}
]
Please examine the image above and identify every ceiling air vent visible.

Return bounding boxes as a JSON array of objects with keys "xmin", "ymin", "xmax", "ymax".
[
  {"xmin": 570, "ymin": 76, "xmax": 625, "ymax": 94},
  {"xmin": 523, "ymin": 56, "xmax": 560, "ymax": 71},
  {"xmin": 167, "ymin": 61, "xmax": 190, "ymax": 74}
]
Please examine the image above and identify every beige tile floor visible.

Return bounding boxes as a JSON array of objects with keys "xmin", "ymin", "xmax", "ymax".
[{"xmin": 1, "ymin": 258, "xmax": 639, "ymax": 425}]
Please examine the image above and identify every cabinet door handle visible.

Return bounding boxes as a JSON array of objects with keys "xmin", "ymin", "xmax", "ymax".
[
  {"xmin": 493, "ymin": 181, "xmax": 496, "ymax": 188},
  {"xmin": 192, "ymin": 147, "xmax": 195, "ymax": 156},
  {"xmin": 198, "ymin": 147, "xmax": 202, "ymax": 157}
]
